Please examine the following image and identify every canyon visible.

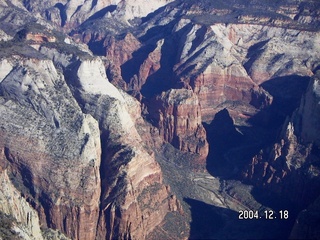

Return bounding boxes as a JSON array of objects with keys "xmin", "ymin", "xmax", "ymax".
[{"xmin": 0, "ymin": 0, "xmax": 320, "ymax": 239}]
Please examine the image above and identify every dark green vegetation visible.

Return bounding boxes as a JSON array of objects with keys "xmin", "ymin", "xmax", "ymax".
[{"xmin": 0, "ymin": 211, "xmax": 19, "ymax": 240}]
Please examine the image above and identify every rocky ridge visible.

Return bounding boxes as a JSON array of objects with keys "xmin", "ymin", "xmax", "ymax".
[
  {"xmin": 242, "ymin": 72, "xmax": 320, "ymax": 206},
  {"xmin": 0, "ymin": 6, "xmax": 181, "ymax": 239}
]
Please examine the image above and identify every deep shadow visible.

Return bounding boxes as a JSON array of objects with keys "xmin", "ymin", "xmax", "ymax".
[
  {"xmin": 140, "ymin": 37, "xmax": 176, "ymax": 98},
  {"xmin": 205, "ymin": 108, "xmax": 246, "ymax": 177},
  {"xmin": 184, "ymin": 198, "xmax": 227, "ymax": 239},
  {"xmin": 260, "ymin": 75, "xmax": 309, "ymax": 116},
  {"xmin": 185, "ymin": 197, "xmax": 295, "ymax": 239},
  {"xmin": 54, "ymin": 3, "xmax": 67, "ymax": 27},
  {"xmin": 87, "ymin": 39, "xmax": 106, "ymax": 56},
  {"xmin": 249, "ymin": 75, "xmax": 310, "ymax": 129},
  {"xmin": 140, "ymin": 21, "xmax": 190, "ymax": 98},
  {"xmin": 140, "ymin": 5, "xmax": 169, "ymax": 24},
  {"xmin": 243, "ymin": 40, "xmax": 269, "ymax": 72},
  {"xmin": 85, "ymin": 5, "xmax": 117, "ymax": 22},
  {"xmin": 201, "ymin": 75, "xmax": 312, "ymax": 239},
  {"xmin": 139, "ymin": 19, "xmax": 178, "ymax": 43},
  {"xmin": 206, "ymin": 75, "xmax": 310, "ymax": 179},
  {"xmin": 251, "ymin": 187, "xmax": 299, "ymax": 212},
  {"xmin": 121, "ymin": 44, "xmax": 157, "ymax": 84}
]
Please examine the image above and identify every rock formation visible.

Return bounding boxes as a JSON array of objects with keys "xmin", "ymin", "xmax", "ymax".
[
  {"xmin": 0, "ymin": 169, "xmax": 44, "ymax": 240},
  {"xmin": 64, "ymin": 57, "xmax": 181, "ymax": 239},
  {"xmin": 242, "ymin": 72, "xmax": 320, "ymax": 206},
  {"xmin": 147, "ymin": 89, "xmax": 209, "ymax": 164},
  {"xmin": 0, "ymin": 6, "xmax": 180, "ymax": 238},
  {"xmin": 0, "ymin": 56, "xmax": 102, "ymax": 240},
  {"xmin": 1, "ymin": 0, "xmax": 320, "ymax": 239}
]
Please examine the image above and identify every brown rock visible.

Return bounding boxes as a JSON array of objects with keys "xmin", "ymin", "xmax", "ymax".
[
  {"xmin": 65, "ymin": 58, "xmax": 182, "ymax": 239},
  {"xmin": 0, "ymin": 58, "xmax": 102, "ymax": 240},
  {"xmin": 148, "ymin": 89, "xmax": 209, "ymax": 163}
]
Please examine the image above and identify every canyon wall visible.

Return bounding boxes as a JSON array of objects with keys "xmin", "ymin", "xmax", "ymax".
[
  {"xmin": 0, "ymin": 9, "xmax": 180, "ymax": 237},
  {"xmin": 243, "ymin": 72, "xmax": 320, "ymax": 206},
  {"xmin": 1, "ymin": 0, "xmax": 320, "ymax": 239},
  {"xmin": 147, "ymin": 89, "xmax": 208, "ymax": 164}
]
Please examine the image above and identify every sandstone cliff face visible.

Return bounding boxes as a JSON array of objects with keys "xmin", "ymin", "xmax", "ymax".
[
  {"xmin": 55, "ymin": 0, "xmax": 320, "ymax": 169},
  {"xmin": 22, "ymin": 0, "xmax": 173, "ymax": 30},
  {"xmin": 64, "ymin": 57, "xmax": 181, "ymax": 239},
  {"xmin": 148, "ymin": 89, "xmax": 208, "ymax": 164},
  {"xmin": 0, "ymin": 169, "xmax": 43, "ymax": 240},
  {"xmin": 68, "ymin": 0, "xmax": 319, "ymax": 120},
  {"xmin": 1, "ymin": 0, "xmax": 320, "ymax": 239},
  {"xmin": 0, "ymin": 57, "xmax": 102, "ymax": 240},
  {"xmin": 170, "ymin": 20, "xmax": 319, "ymax": 122},
  {"xmin": 73, "ymin": 6, "xmax": 319, "ymax": 128},
  {"xmin": 0, "ymin": 18, "xmax": 179, "ymax": 238},
  {"xmin": 243, "ymin": 72, "xmax": 320, "ymax": 206}
]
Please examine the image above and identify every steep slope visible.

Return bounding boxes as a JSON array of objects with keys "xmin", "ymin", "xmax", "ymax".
[
  {"xmin": 0, "ymin": 4, "xmax": 181, "ymax": 239},
  {"xmin": 0, "ymin": 56, "xmax": 102, "ymax": 240},
  {"xmin": 66, "ymin": 0, "xmax": 320, "ymax": 163},
  {"xmin": 243, "ymin": 72, "xmax": 320, "ymax": 206},
  {"xmin": 1, "ymin": 0, "xmax": 320, "ymax": 239}
]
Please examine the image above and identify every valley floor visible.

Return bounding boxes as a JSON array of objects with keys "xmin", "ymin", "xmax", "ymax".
[{"xmin": 156, "ymin": 144, "xmax": 297, "ymax": 239}]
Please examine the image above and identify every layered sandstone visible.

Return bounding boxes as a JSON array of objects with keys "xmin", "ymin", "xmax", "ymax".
[
  {"xmin": 64, "ymin": 58, "xmax": 181, "ymax": 239},
  {"xmin": 172, "ymin": 21, "xmax": 319, "ymax": 122},
  {"xmin": 148, "ymin": 89, "xmax": 209, "ymax": 163},
  {"xmin": 0, "ymin": 57, "xmax": 102, "ymax": 240},
  {"xmin": 0, "ymin": 169, "xmax": 43, "ymax": 240},
  {"xmin": 1, "ymin": 0, "xmax": 320, "ymax": 239},
  {"xmin": 0, "ymin": 41, "xmax": 180, "ymax": 239},
  {"xmin": 23, "ymin": 0, "xmax": 173, "ymax": 30},
  {"xmin": 76, "ymin": 13, "xmax": 319, "ymax": 123}
]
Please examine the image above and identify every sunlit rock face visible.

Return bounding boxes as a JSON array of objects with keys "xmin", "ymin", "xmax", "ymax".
[
  {"xmin": 23, "ymin": 0, "xmax": 173, "ymax": 29},
  {"xmin": 71, "ymin": 1, "xmax": 320, "ymax": 122},
  {"xmin": 147, "ymin": 89, "xmax": 208, "ymax": 163},
  {"xmin": 0, "ymin": 6, "xmax": 180, "ymax": 236},
  {"xmin": 65, "ymin": 57, "xmax": 181, "ymax": 239},
  {"xmin": 0, "ymin": 57, "xmax": 102, "ymax": 240},
  {"xmin": 1, "ymin": 0, "xmax": 320, "ymax": 239}
]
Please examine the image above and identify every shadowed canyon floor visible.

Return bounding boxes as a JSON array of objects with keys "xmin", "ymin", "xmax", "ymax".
[{"xmin": 156, "ymin": 144, "xmax": 298, "ymax": 239}]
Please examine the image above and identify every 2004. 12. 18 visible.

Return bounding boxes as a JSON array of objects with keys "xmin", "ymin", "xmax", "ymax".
[{"xmin": 238, "ymin": 210, "xmax": 289, "ymax": 220}]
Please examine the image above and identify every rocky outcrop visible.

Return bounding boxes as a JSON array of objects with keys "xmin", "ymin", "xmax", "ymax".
[
  {"xmin": 0, "ymin": 168, "xmax": 71, "ymax": 240},
  {"xmin": 0, "ymin": 169, "xmax": 43, "ymax": 240},
  {"xmin": 74, "ymin": 11, "xmax": 319, "ymax": 123},
  {"xmin": 112, "ymin": 0, "xmax": 173, "ymax": 23},
  {"xmin": 64, "ymin": 57, "xmax": 181, "ymax": 239},
  {"xmin": 22, "ymin": 0, "xmax": 173, "ymax": 30},
  {"xmin": 0, "ymin": 57, "xmax": 102, "ymax": 240},
  {"xmin": 172, "ymin": 21, "xmax": 319, "ymax": 122},
  {"xmin": 242, "ymin": 72, "xmax": 320, "ymax": 206},
  {"xmin": 148, "ymin": 89, "xmax": 209, "ymax": 163},
  {"xmin": 58, "ymin": 0, "xmax": 320, "ymax": 170},
  {"xmin": 0, "ymin": 35, "xmax": 180, "ymax": 239},
  {"xmin": 1, "ymin": 0, "xmax": 320, "ymax": 239}
]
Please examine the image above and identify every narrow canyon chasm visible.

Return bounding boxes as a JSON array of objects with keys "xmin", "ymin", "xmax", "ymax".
[{"xmin": 0, "ymin": 0, "xmax": 320, "ymax": 239}]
